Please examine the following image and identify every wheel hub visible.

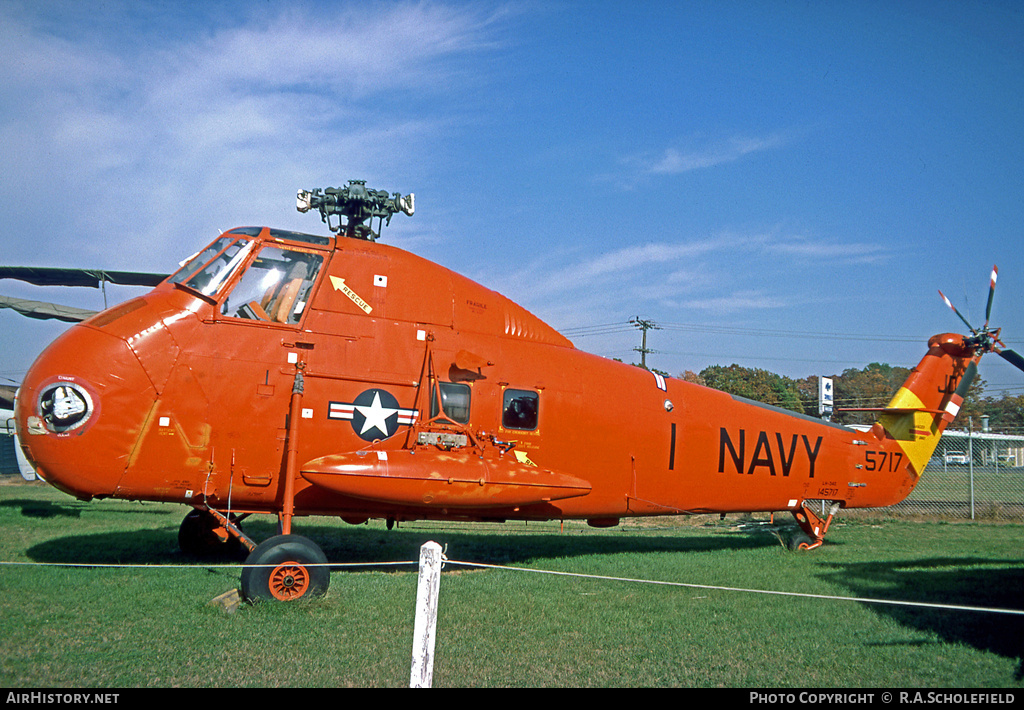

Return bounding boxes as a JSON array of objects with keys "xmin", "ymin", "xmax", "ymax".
[{"xmin": 269, "ymin": 561, "xmax": 310, "ymax": 601}]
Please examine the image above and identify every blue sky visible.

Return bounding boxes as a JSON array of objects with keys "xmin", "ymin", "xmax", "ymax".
[{"xmin": 2, "ymin": 0, "xmax": 1023, "ymax": 403}]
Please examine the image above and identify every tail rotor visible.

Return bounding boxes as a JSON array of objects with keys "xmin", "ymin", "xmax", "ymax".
[{"xmin": 939, "ymin": 265, "xmax": 1024, "ymax": 374}]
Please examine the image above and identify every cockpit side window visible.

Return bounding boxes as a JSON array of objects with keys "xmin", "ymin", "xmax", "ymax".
[
  {"xmin": 219, "ymin": 245, "xmax": 324, "ymax": 325},
  {"xmin": 502, "ymin": 389, "xmax": 539, "ymax": 430}
]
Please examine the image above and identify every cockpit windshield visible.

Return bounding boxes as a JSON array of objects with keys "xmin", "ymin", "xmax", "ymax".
[
  {"xmin": 168, "ymin": 237, "xmax": 253, "ymax": 297},
  {"xmin": 167, "ymin": 232, "xmax": 326, "ymax": 325}
]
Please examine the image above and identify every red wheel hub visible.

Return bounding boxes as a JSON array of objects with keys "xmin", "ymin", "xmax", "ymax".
[{"xmin": 268, "ymin": 561, "xmax": 310, "ymax": 601}]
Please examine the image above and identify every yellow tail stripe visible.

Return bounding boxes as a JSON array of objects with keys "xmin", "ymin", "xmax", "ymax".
[{"xmin": 878, "ymin": 387, "xmax": 942, "ymax": 475}]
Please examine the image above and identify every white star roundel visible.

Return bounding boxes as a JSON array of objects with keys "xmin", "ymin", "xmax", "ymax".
[{"xmin": 328, "ymin": 389, "xmax": 418, "ymax": 441}]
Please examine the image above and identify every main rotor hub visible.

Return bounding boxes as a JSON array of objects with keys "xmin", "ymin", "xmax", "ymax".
[
  {"xmin": 966, "ymin": 326, "xmax": 1001, "ymax": 356},
  {"xmin": 297, "ymin": 180, "xmax": 414, "ymax": 241}
]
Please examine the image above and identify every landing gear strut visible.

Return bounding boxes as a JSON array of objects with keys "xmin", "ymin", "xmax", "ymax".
[
  {"xmin": 178, "ymin": 509, "xmax": 249, "ymax": 558},
  {"xmin": 789, "ymin": 501, "xmax": 840, "ymax": 551}
]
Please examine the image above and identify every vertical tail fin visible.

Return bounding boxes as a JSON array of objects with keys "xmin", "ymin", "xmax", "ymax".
[{"xmin": 877, "ymin": 334, "xmax": 977, "ymax": 475}]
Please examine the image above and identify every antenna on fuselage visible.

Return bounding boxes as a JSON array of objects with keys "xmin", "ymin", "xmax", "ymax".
[{"xmin": 296, "ymin": 180, "xmax": 414, "ymax": 241}]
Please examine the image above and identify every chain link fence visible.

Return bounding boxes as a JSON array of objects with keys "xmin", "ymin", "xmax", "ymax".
[{"xmin": 879, "ymin": 429, "xmax": 1024, "ymax": 520}]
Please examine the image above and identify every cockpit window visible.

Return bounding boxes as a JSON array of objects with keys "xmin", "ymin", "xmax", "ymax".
[
  {"xmin": 219, "ymin": 245, "xmax": 324, "ymax": 324},
  {"xmin": 268, "ymin": 229, "xmax": 332, "ymax": 247},
  {"xmin": 183, "ymin": 240, "xmax": 254, "ymax": 296},
  {"xmin": 169, "ymin": 238, "xmax": 253, "ymax": 298},
  {"xmin": 168, "ymin": 236, "xmax": 242, "ymax": 289}
]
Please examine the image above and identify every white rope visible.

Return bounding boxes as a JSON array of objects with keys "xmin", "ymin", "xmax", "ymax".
[
  {"xmin": 442, "ymin": 559, "xmax": 1024, "ymax": 617},
  {"xmin": 3, "ymin": 557, "xmax": 1021, "ymax": 617}
]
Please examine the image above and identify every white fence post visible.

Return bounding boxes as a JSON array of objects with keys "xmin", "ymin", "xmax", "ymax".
[{"xmin": 410, "ymin": 541, "xmax": 443, "ymax": 688}]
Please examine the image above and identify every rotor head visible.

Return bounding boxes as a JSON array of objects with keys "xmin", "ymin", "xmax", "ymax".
[{"xmin": 297, "ymin": 180, "xmax": 414, "ymax": 240}]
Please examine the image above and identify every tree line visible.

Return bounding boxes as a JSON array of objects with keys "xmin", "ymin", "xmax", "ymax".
[{"xmin": 672, "ymin": 362, "xmax": 1024, "ymax": 433}]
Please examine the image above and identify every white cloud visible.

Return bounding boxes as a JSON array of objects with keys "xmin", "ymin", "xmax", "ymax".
[
  {"xmin": 670, "ymin": 290, "xmax": 788, "ymax": 314},
  {"xmin": 0, "ymin": 2, "xmax": 507, "ymax": 266},
  {"xmin": 594, "ymin": 132, "xmax": 788, "ymax": 191},
  {"xmin": 645, "ymin": 134, "xmax": 785, "ymax": 175},
  {"xmin": 763, "ymin": 234, "xmax": 891, "ymax": 264},
  {"xmin": 478, "ymin": 224, "xmax": 893, "ymax": 337}
]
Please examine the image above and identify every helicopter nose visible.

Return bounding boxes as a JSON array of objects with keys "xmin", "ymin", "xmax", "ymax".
[{"xmin": 15, "ymin": 322, "xmax": 156, "ymax": 500}]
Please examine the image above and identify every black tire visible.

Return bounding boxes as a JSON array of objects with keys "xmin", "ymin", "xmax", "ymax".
[
  {"xmin": 787, "ymin": 531, "xmax": 815, "ymax": 551},
  {"xmin": 239, "ymin": 534, "xmax": 330, "ymax": 602},
  {"xmin": 178, "ymin": 509, "xmax": 245, "ymax": 558}
]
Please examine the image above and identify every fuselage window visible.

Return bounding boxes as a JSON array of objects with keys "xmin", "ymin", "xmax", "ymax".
[
  {"xmin": 430, "ymin": 382, "xmax": 471, "ymax": 424},
  {"xmin": 502, "ymin": 389, "xmax": 539, "ymax": 430},
  {"xmin": 220, "ymin": 245, "xmax": 324, "ymax": 324}
]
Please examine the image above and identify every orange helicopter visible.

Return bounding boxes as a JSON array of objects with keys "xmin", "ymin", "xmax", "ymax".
[{"xmin": 9, "ymin": 180, "xmax": 1021, "ymax": 602}]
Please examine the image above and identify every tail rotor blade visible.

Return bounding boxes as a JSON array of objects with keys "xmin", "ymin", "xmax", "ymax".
[
  {"xmin": 997, "ymin": 348, "xmax": 1024, "ymax": 373},
  {"xmin": 985, "ymin": 265, "xmax": 998, "ymax": 326},
  {"xmin": 938, "ymin": 290, "xmax": 976, "ymax": 333}
]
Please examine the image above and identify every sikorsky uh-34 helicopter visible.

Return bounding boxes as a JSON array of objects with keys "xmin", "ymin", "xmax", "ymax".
[{"xmin": 9, "ymin": 180, "xmax": 1023, "ymax": 602}]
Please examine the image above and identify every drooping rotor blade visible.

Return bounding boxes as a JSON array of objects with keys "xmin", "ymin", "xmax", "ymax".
[
  {"xmin": 984, "ymin": 265, "xmax": 998, "ymax": 327},
  {"xmin": 938, "ymin": 290, "xmax": 976, "ymax": 334},
  {"xmin": 0, "ymin": 295, "xmax": 97, "ymax": 323},
  {"xmin": 0, "ymin": 267, "xmax": 167, "ymax": 288},
  {"xmin": 997, "ymin": 347, "xmax": 1024, "ymax": 373}
]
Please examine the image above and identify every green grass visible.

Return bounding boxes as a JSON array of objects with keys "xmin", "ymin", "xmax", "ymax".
[{"xmin": 1, "ymin": 479, "xmax": 1022, "ymax": 687}]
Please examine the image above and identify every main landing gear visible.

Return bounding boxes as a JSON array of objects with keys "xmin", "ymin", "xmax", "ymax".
[
  {"xmin": 183, "ymin": 363, "xmax": 332, "ymax": 602},
  {"xmin": 239, "ymin": 534, "xmax": 330, "ymax": 602},
  {"xmin": 178, "ymin": 508, "xmax": 331, "ymax": 602}
]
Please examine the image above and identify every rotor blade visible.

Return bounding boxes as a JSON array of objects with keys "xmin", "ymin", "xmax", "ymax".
[
  {"xmin": 985, "ymin": 265, "xmax": 997, "ymax": 326},
  {"xmin": 0, "ymin": 266, "xmax": 167, "ymax": 288},
  {"xmin": 0, "ymin": 295, "xmax": 97, "ymax": 322},
  {"xmin": 938, "ymin": 289, "xmax": 976, "ymax": 333},
  {"xmin": 997, "ymin": 348, "xmax": 1024, "ymax": 373}
]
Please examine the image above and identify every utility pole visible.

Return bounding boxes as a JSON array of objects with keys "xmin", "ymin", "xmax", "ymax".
[{"xmin": 629, "ymin": 317, "xmax": 660, "ymax": 369}]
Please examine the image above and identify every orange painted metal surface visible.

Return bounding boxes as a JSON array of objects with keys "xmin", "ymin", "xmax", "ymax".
[
  {"xmin": 13, "ymin": 225, "xmax": 978, "ymax": 542},
  {"xmin": 301, "ymin": 449, "xmax": 592, "ymax": 508}
]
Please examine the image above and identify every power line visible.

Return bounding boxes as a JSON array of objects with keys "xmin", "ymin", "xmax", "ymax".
[{"xmin": 560, "ymin": 319, "xmax": 1023, "ymax": 346}]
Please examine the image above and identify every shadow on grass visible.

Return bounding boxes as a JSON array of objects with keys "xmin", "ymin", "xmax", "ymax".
[
  {"xmin": 26, "ymin": 517, "xmax": 780, "ymax": 570},
  {"xmin": 0, "ymin": 498, "xmax": 86, "ymax": 518},
  {"xmin": 0, "ymin": 497, "xmax": 179, "ymax": 519},
  {"xmin": 820, "ymin": 557, "xmax": 1024, "ymax": 680}
]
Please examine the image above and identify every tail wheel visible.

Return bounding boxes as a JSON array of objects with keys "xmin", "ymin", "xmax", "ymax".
[
  {"xmin": 787, "ymin": 531, "xmax": 815, "ymax": 551},
  {"xmin": 240, "ymin": 534, "xmax": 330, "ymax": 602}
]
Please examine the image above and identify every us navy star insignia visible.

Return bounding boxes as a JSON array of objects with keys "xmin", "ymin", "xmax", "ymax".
[
  {"xmin": 328, "ymin": 388, "xmax": 418, "ymax": 441},
  {"xmin": 356, "ymin": 391, "xmax": 397, "ymax": 437}
]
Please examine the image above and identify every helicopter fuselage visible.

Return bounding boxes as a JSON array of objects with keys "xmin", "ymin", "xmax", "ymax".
[{"xmin": 15, "ymin": 226, "xmax": 963, "ymax": 532}]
